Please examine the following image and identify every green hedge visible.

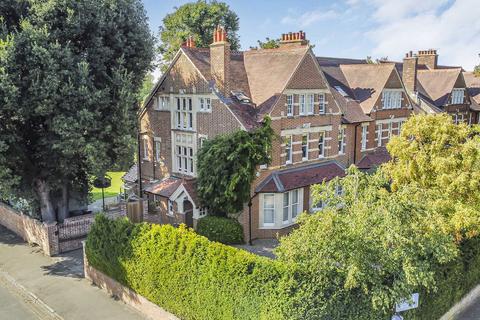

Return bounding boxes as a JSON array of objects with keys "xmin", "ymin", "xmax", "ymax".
[
  {"xmin": 196, "ymin": 216, "xmax": 244, "ymax": 244},
  {"xmin": 406, "ymin": 236, "xmax": 480, "ymax": 319},
  {"xmin": 86, "ymin": 215, "xmax": 307, "ymax": 320}
]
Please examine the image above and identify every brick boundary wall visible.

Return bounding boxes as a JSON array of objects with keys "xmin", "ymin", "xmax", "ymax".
[
  {"xmin": 82, "ymin": 242, "xmax": 179, "ymax": 320},
  {"xmin": 0, "ymin": 202, "xmax": 126, "ymax": 256}
]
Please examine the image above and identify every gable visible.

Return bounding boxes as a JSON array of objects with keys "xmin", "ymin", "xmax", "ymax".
[
  {"xmin": 286, "ymin": 52, "xmax": 328, "ymax": 90},
  {"xmin": 384, "ymin": 69, "xmax": 403, "ymax": 89}
]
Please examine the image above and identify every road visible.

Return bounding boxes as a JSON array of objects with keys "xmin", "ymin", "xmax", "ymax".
[{"xmin": 0, "ymin": 284, "xmax": 38, "ymax": 320}]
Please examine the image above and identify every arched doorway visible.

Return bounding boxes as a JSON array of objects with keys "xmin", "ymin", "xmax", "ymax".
[{"xmin": 183, "ymin": 198, "xmax": 194, "ymax": 228}]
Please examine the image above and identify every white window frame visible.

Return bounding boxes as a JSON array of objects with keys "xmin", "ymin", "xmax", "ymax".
[
  {"xmin": 299, "ymin": 94, "xmax": 306, "ymax": 115},
  {"xmin": 451, "ymin": 89, "xmax": 465, "ymax": 105},
  {"xmin": 338, "ymin": 127, "xmax": 346, "ymax": 155},
  {"xmin": 382, "ymin": 90, "xmax": 402, "ymax": 109},
  {"xmin": 154, "ymin": 137, "xmax": 161, "ymax": 162},
  {"xmin": 262, "ymin": 194, "xmax": 275, "ymax": 227},
  {"xmin": 307, "ymin": 94, "xmax": 314, "ymax": 115},
  {"xmin": 198, "ymin": 207, "xmax": 208, "ymax": 217},
  {"xmin": 142, "ymin": 136, "xmax": 149, "ymax": 161},
  {"xmin": 301, "ymin": 134, "xmax": 309, "ymax": 161},
  {"xmin": 285, "ymin": 135, "xmax": 292, "ymax": 164},
  {"xmin": 318, "ymin": 93, "xmax": 326, "ymax": 114},
  {"xmin": 361, "ymin": 125, "xmax": 368, "ymax": 151},
  {"xmin": 282, "ymin": 189, "xmax": 299, "ymax": 225},
  {"xmin": 174, "ymin": 133, "xmax": 194, "ymax": 175},
  {"xmin": 175, "ymin": 97, "xmax": 194, "ymax": 130},
  {"xmin": 168, "ymin": 200, "xmax": 174, "ymax": 216},
  {"xmin": 286, "ymin": 94, "xmax": 293, "ymax": 116},
  {"xmin": 199, "ymin": 97, "xmax": 212, "ymax": 112},
  {"xmin": 318, "ymin": 132, "xmax": 325, "ymax": 158}
]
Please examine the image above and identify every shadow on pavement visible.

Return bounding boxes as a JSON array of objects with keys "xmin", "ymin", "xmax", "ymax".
[
  {"xmin": 0, "ymin": 225, "xmax": 25, "ymax": 247},
  {"xmin": 41, "ymin": 249, "xmax": 84, "ymax": 279}
]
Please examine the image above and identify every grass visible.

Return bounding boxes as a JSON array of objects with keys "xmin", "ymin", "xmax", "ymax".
[{"xmin": 90, "ymin": 171, "xmax": 126, "ymax": 202}]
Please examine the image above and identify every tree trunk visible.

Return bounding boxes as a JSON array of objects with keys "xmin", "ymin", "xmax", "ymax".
[
  {"xmin": 34, "ymin": 179, "xmax": 56, "ymax": 222},
  {"xmin": 57, "ymin": 181, "xmax": 69, "ymax": 223}
]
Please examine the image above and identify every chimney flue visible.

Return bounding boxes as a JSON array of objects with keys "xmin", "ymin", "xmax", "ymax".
[
  {"xmin": 279, "ymin": 30, "xmax": 309, "ymax": 47},
  {"xmin": 403, "ymin": 51, "xmax": 418, "ymax": 93},
  {"xmin": 210, "ymin": 25, "xmax": 230, "ymax": 96}
]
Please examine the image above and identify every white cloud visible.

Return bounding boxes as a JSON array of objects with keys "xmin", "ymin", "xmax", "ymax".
[
  {"xmin": 281, "ymin": 9, "xmax": 338, "ymax": 28},
  {"xmin": 366, "ymin": 0, "xmax": 480, "ymax": 70}
]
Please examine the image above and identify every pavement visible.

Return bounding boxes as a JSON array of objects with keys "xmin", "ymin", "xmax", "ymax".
[
  {"xmin": 0, "ymin": 225, "xmax": 145, "ymax": 320},
  {"xmin": 87, "ymin": 196, "xmax": 119, "ymax": 213},
  {"xmin": 234, "ymin": 239, "xmax": 279, "ymax": 259},
  {"xmin": 449, "ymin": 293, "xmax": 480, "ymax": 320}
]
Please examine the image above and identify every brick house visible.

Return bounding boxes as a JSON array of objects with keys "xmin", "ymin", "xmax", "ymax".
[
  {"xmin": 137, "ymin": 29, "xmax": 478, "ymax": 242},
  {"xmin": 399, "ymin": 50, "xmax": 480, "ymax": 124}
]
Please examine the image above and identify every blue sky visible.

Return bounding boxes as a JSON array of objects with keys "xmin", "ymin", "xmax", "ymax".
[{"xmin": 142, "ymin": 0, "xmax": 480, "ymax": 72}]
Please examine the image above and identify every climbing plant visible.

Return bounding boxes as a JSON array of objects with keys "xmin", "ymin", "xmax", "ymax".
[{"xmin": 197, "ymin": 117, "xmax": 274, "ymax": 215}]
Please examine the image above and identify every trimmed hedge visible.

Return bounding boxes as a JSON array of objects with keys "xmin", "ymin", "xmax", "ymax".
[
  {"xmin": 196, "ymin": 216, "xmax": 244, "ymax": 244},
  {"xmin": 406, "ymin": 236, "xmax": 480, "ymax": 319},
  {"xmin": 85, "ymin": 215, "xmax": 306, "ymax": 320}
]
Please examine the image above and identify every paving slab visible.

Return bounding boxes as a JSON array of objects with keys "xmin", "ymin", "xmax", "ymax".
[{"xmin": 0, "ymin": 225, "xmax": 145, "ymax": 320}]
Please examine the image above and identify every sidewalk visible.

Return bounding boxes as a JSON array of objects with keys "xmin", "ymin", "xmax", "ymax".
[{"xmin": 0, "ymin": 225, "xmax": 145, "ymax": 320}]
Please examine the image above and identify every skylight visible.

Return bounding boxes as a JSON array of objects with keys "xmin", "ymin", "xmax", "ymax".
[{"xmin": 334, "ymin": 86, "xmax": 349, "ymax": 97}]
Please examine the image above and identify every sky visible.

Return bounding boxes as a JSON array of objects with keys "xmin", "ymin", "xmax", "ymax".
[{"xmin": 142, "ymin": 0, "xmax": 480, "ymax": 76}]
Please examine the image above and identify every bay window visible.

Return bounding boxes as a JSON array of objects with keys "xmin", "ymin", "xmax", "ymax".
[
  {"xmin": 262, "ymin": 189, "xmax": 302, "ymax": 228},
  {"xmin": 263, "ymin": 194, "xmax": 275, "ymax": 226}
]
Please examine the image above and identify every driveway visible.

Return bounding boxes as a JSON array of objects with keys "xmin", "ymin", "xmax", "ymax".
[{"xmin": 0, "ymin": 225, "xmax": 146, "ymax": 320}]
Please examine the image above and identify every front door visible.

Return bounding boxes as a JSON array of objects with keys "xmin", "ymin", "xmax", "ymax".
[{"xmin": 183, "ymin": 199, "xmax": 194, "ymax": 228}]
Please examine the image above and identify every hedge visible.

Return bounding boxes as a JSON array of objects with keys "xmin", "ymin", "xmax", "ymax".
[
  {"xmin": 85, "ymin": 215, "xmax": 309, "ymax": 320},
  {"xmin": 405, "ymin": 236, "xmax": 480, "ymax": 319},
  {"xmin": 196, "ymin": 216, "xmax": 244, "ymax": 244}
]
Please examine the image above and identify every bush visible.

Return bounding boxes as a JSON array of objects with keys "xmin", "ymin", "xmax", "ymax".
[
  {"xmin": 86, "ymin": 215, "xmax": 309, "ymax": 320},
  {"xmin": 196, "ymin": 216, "xmax": 244, "ymax": 244},
  {"xmin": 406, "ymin": 236, "xmax": 480, "ymax": 319}
]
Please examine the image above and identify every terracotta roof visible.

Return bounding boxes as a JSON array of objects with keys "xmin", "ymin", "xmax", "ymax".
[
  {"xmin": 339, "ymin": 63, "xmax": 397, "ymax": 113},
  {"xmin": 464, "ymin": 72, "xmax": 480, "ymax": 110},
  {"xmin": 416, "ymin": 68, "xmax": 462, "ymax": 107},
  {"xmin": 321, "ymin": 65, "xmax": 373, "ymax": 123},
  {"xmin": 144, "ymin": 177, "xmax": 182, "ymax": 198},
  {"xmin": 243, "ymin": 46, "xmax": 309, "ymax": 106},
  {"xmin": 256, "ymin": 161, "xmax": 346, "ymax": 193},
  {"xmin": 122, "ymin": 164, "xmax": 138, "ymax": 183},
  {"xmin": 356, "ymin": 147, "xmax": 391, "ymax": 170}
]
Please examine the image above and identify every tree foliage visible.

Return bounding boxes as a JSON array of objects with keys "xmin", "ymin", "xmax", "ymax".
[
  {"xmin": 197, "ymin": 117, "xmax": 274, "ymax": 215},
  {"xmin": 0, "ymin": 0, "xmax": 154, "ymax": 221},
  {"xmin": 474, "ymin": 64, "xmax": 480, "ymax": 77},
  {"xmin": 254, "ymin": 37, "xmax": 280, "ymax": 49},
  {"xmin": 276, "ymin": 114, "xmax": 480, "ymax": 318},
  {"xmin": 158, "ymin": 0, "xmax": 239, "ymax": 69}
]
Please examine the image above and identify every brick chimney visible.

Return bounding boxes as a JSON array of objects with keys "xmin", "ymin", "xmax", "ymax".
[
  {"xmin": 417, "ymin": 49, "xmax": 438, "ymax": 70},
  {"xmin": 279, "ymin": 31, "xmax": 308, "ymax": 47},
  {"xmin": 210, "ymin": 26, "xmax": 230, "ymax": 96},
  {"xmin": 403, "ymin": 51, "xmax": 418, "ymax": 93},
  {"xmin": 182, "ymin": 36, "xmax": 196, "ymax": 48}
]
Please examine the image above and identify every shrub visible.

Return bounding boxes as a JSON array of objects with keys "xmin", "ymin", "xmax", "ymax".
[
  {"xmin": 86, "ymin": 215, "xmax": 309, "ymax": 320},
  {"xmin": 196, "ymin": 216, "xmax": 244, "ymax": 244}
]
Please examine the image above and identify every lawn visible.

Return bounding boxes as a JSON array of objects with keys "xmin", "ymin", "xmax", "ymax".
[{"xmin": 90, "ymin": 171, "xmax": 126, "ymax": 202}]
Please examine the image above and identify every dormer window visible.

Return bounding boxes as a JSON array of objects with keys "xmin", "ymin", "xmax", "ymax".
[
  {"xmin": 382, "ymin": 90, "xmax": 402, "ymax": 109},
  {"xmin": 451, "ymin": 89, "xmax": 465, "ymax": 104}
]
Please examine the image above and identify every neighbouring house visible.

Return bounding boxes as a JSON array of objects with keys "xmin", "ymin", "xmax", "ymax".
[
  {"xmin": 398, "ymin": 50, "xmax": 480, "ymax": 124},
  {"xmin": 137, "ymin": 29, "xmax": 479, "ymax": 242}
]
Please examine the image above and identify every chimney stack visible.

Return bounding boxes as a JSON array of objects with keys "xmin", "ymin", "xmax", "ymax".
[
  {"xmin": 403, "ymin": 51, "xmax": 418, "ymax": 93},
  {"xmin": 280, "ymin": 30, "xmax": 308, "ymax": 47},
  {"xmin": 210, "ymin": 25, "xmax": 230, "ymax": 96},
  {"xmin": 182, "ymin": 36, "xmax": 196, "ymax": 48},
  {"xmin": 417, "ymin": 49, "xmax": 438, "ymax": 70}
]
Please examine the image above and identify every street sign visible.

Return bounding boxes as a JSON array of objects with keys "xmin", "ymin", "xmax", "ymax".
[{"xmin": 395, "ymin": 293, "xmax": 419, "ymax": 312}]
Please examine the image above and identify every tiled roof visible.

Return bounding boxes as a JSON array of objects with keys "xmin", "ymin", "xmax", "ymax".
[
  {"xmin": 356, "ymin": 147, "xmax": 391, "ymax": 170},
  {"xmin": 321, "ymin": 65, "xmax": 373, "ymax": 123},
  {"xmin": 416, "ymin": 68, "xmax": 462, "ymax": 107},
  {"xmin": 256, "ymin": 161, "xmax": 346, "ymax": 193},
  {"xmin": 122, "ymin": 164, "xmax": 138, "ymax": 183},
  {"xmin": 144, "ymin": 177, "xmax": 182, "ymax": 198},
  {"xmin": 243, "ymin": 46, "xmax": 309, "ymax": 107},
  {"xmin": 182, "ymin": 178, "xmax": 199, "ymax": 207},
  {"xmin": 339, "ymin": 63, "xmax": 397, "ymax": 113},
  {"xmin": 316, "ymin": 56, "xmax": 368, "ymax": 66},
  {"xmin": 464, "ymin": 72, "xmax": 480, "ymax": 110}
]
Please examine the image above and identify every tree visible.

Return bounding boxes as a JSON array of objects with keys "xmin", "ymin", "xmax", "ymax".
[
  {"xmin": 276, "ymin": 167, "xmax": 458, "ymax": 319},
  {"xmin": 474, "ymin": 64, "xmax": 480, "ymax": 77},
  {"xmin": 0, "ymin": 0, "xmax": 155, "ymax": 222},
  {"xmin": 158, "ymin": 0, "xmax": 239, "ymax": 69},
  {"xmin": 197, "ymin": 117, "xmax": 274, "ymax": 215},
  {"xmin": 255, "ymin": 37, "xmax": 280, "ymax": 49},
  {"xmin": 138, "ymin": 73, "xmax": 155, "ymax": 104},
  {"xmin": 384, "ymin": 114, "xmax": 480, "ymax": 240}
]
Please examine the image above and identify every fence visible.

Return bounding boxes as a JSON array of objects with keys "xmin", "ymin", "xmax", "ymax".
[{"xmin": 0, "ymin": 202, "xmax": 126, "ymax": 256}]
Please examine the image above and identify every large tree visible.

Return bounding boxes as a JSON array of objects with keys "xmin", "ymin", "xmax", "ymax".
[
  {"xmin": 158, "ymin": 0, "xmax": 239, "ymax": 69},
  {"xmin": 0, "ymin": 0, "xmax": 154, "ymax": 222}
]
